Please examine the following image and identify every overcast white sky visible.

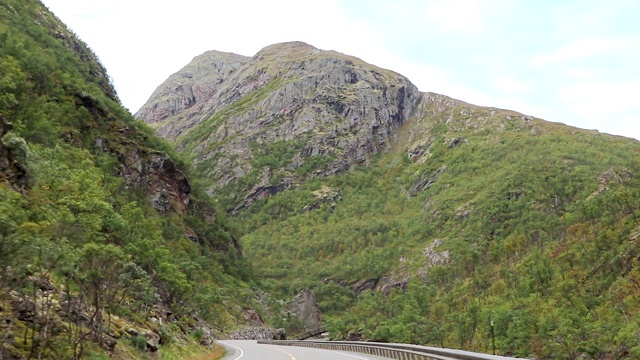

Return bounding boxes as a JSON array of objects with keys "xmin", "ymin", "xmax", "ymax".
[{"xmin": 42, "ymin": 0, "xmax": 640, "ymax": 140}]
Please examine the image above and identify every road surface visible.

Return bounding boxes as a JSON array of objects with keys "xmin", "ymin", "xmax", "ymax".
[{"xmin": 219, "ymin": 340, "xmax": 393, "ymax": 360}]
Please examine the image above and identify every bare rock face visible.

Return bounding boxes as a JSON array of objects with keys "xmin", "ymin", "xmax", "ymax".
[
  {"xmin": 301, "ymin": 185, "xmax": 343, "ymax": 213},
  {"xmin": 119, "ymin": 150, "xmax": 190, "ymax": 214},
  {"xmin": 288, "ymin": 288, "xmax": 322, "ymax": 329},
  {"xmin": 94, "ymin": 136, "xmax": 191, "ymax": 214},
  {"xmin": 375, "ymin": 274, "xmax": 410, "ymax": 295},
  {"xmin": 243, "ymin": 309, "xmax": 265, "ymax": 327},
  {"xmin": 136, "ymin": 42, "xmax": 421, "ymax": 211},
  {"xmin": 135, "ymin": 51, "xmax": 249, "ymax": 125},
  {"xmin": 323, "ymin": 277, "xmax": 379, "ymax": 293},
  {"xmin": 229, "ymin": 326, "xmax": 285, "ymax": 340}
]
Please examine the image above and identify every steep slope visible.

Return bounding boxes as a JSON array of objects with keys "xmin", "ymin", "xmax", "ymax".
[
  {"xmin": 0, "ymin": 1, "xmax": 252, "ymax": 359},
  {"xmin": 139, "ymin": 42, "xmax": 640, "ymax": 358},
  {"xmin": 238, "ymin": 94, "xmax": 640, "ymax": 358},
  {"xmin": 135, "ymin": 50, "xmax": 249, "ymax": 126},
  {"xmin": 137, "ymin": 42, "xmax": 421, "ymax": 213}
]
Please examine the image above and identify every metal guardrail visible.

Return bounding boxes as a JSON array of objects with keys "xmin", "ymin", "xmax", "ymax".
[
  {"xmin": 257, "ymin": 340, "xmax": 526, "ymax": 360},
  {"xmin": 291, "ymin": 325, "xmax": 329, "ymax": 340}
]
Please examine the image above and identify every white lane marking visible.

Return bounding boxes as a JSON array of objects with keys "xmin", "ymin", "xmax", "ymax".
[
  {"xmin": 336, "ymin": 351, "xmax": 385, "ymax": 360},
  {"xmin": 218, "ymin": 341, "xmax": 244, "ymax": 360}
]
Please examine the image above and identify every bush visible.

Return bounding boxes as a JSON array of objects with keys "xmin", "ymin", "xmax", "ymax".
[{"xmin": 131, "ymin": 335, "xmax": 147, "ymax": 351}]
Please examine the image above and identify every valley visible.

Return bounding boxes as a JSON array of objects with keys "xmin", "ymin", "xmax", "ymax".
[{"xmin": 1, "ymin": 1, "xmax": 639, "ymax": 358}]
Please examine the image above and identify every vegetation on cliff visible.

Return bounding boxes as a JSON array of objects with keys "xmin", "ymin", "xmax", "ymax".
[
  {"xmin": 0, "ymin": 1, "xmax": 253, "ymax": 358},
  {"xmin": 236, "ymin": 98, "xmax": 640, "ymax": 358},
  {"xmin": 136, "ymin": 41, "xmax": 421, "ymax": 215},
  {"xmin": 141, "ymin": 41, "xmax": 640, "ymax": 359}
]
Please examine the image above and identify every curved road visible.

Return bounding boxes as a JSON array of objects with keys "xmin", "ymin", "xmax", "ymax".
[{"xmin": 219, "ymin": 340, "xmax": 392, "ymax": 360}]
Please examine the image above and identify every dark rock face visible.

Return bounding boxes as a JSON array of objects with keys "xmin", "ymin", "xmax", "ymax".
[
  {"xmin": 9, "ymin": 291, "xmax": 36, "ymax": 323},
  {"xmin": 375, "ymin": 274, "xmax": 410, "ymax": 295},
  {"xmin": 351, "ymin": 278, "xmax": 379, "ymax": 293},
  {"xmin": 243, "ymin": 309, "xmax": 265, "ymax": 327},
  {"xmin": 136, "ymin": 42, "xmax": 422, "ymax": 210},
  {"xmin": 0, "ymin": 119, "xmax": 13, "ymax": 181},
  {"xmin": 0, "ymin": 119, "xmax": 30, "ymax": 190},
  {"xmin": 120, "ymin": 151, "xmax": 190, "ymax": 214},
  {"xmin": 323, "ymin": 277, "xmax": 379, "ymax": 293},
  {"xmin": 230, "ymin": 172, "xmax": 294, "ymax": 215},
  {"xmin": 448, "ymin": 137, "xmax": 467, "ymax": 148},
  {"xmin": 410, "ymin": 166, "xmax": 447, "ymax": 195},
  {"xmin": 94, "ymin": 137, "xmax": 191, "ymax": 214},
  {"xmin": 288, "ymin": 288, "xmax": 322, "ymax": 329}
]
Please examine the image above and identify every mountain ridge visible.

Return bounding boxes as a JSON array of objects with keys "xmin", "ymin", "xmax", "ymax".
[
  {"xmin": 135, "ymin": 50, "xmax": 249, "ymax": 126},
  {"xmin": 137, "ymin": 40, "xmax": 640, "ymax": 358},
  {"xmin": 136, "ymin": 41, "xmax": 423, "ymax": 212}
]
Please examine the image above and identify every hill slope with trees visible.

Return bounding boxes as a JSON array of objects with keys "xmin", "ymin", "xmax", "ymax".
[
  {"xmin": 139, "ymin": 40, "xmax": 640, "ymax": 358},
  {"xmin": 0, "ymin": 1, "xmax": 256, "ymax": 358}
]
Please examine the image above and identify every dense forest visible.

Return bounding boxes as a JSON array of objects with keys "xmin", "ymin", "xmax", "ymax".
[{"xmin": 0, "ymin": 1, "xmax": 256, "ymax": 359}]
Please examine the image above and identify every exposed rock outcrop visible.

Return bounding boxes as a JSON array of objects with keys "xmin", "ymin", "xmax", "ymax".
[
  {"xmin": 0, "ymin": 119, "xmax": 30, "ymax": 190},
  {"xmin": 288, "ymin": 288, "xmax": 322, "ymax": 329},
  {"xmin": 135, "ymin": 50, "xmax": 249, "ymax": 125},
  {"xmin": 243, "ymin": 309, "xmax": 265, "ymax": 327},
  {"xmin": 588, "ymin": 166, "xmax": 632, "ymax": 200},
  {"xmin": 93, "ymin": 136, "xmax": 191, "ymax": 214},
  {"xmin": 229, "ymin": 327, "xmax": 285, "ymax": 340},
  {"xmin": 137, "ymin": 42, "xmax": 421, "ymax": 211},
  {"xmin": 323, "ymin": 277, "xmax": 379, "ymax": 293},
  {"xmin": 410, "ymin": 166, "xmax": 447, "ymax": 195},
  {"xmin": 375, "ymin": 274, "xmax": 410, "ymax": 295},
  {"xmin": 301, "ymin": 185, "xmax": 343, "ymax": 213},
  {"xmin": 423, "ymin": 239, "xmax": 450, "ymax": 267},
  {"xmin": 141, "ymin": 331, "xmax": 160, "ymax": 352}
]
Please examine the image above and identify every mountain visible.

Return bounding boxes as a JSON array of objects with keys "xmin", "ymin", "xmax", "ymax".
[
  {"xmin": 138, "ymin": 40, "xmax": 640, "ymax": 358},
  {"xmin": 0, "ymin": 1, "xmax": 255, "ymax": 359},
  {"xmin": 136, "ymin": 41, "xmax": 420, "ymax": 213}
]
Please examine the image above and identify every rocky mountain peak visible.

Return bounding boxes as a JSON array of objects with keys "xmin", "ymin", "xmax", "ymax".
[
  {"xmin": 135, "ymin": 50, "xmax": 249, "ymax": 125},
  {"xmin": 253, "ymin": 41, "xmax": 320, "ymax": 59},
  {"xmin": 136, "ymin": 42, "xmax": 422, "ymax": 211}
]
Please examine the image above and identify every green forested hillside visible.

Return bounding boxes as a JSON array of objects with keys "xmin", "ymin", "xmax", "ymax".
[
  {"xmin": 130, "ymin": 13, "xmax": 640, "ymax": 360},
  {"xmin": 232, "ymin": 99, "xmax": 640, "ymax": 358},
  {"xmin": 0, "ymin": 1, "xmax": 254, "ymax": 359}
]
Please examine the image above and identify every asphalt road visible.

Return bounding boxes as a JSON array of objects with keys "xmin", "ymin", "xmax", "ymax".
[{"xmin": 219, "ymin": 340, "xmax": 393, "ymax": 360}]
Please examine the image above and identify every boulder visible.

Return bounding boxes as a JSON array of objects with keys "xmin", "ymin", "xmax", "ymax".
[
  {"xmin": 288, "ymin": 288, "xmax": 322, "ymax": 329},
  {"xmin": 141, "ymin": 331, "xmax": 160, "ymax": 352}
]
